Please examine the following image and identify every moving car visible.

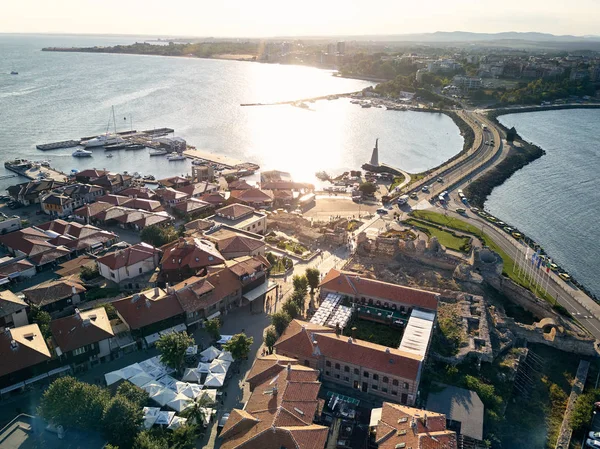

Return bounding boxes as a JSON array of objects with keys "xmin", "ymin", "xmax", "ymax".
[
  {"xmin": 511, "ymin": 232, "xmax": 523, "ymax": 239},
  {"xmin": 437, "ymin": 177, "xmax": 443, "ymax": 183},
  {"xmin": 470, "ymin": 207, "xmax": 480, "ymax": 213},
  {"xmin": 558, "ymin": 273, "xmax": 571, "ymax": 282},
  {"xmin": 409, "ymin": 193, "xmax": 418, "ymax": 200},
  {"xmin": 376, "ymin": 208, "xmax": 389, "ymax": 215},
  {"xmin": 550, "ymin": 263, "xmax": 559, "ymax": 271},
  {"xmin": 421, "ymin": 186, "xmax": 430, "ymax": 193},
  {"xmin": 456, "ymin": 208, "xmax": 467, "ymax": 215}
]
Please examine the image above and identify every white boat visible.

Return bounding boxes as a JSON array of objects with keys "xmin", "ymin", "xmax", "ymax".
[
  {"xmin": 72, "ymin": 149, "xmax": 93, "ymax": 157},
  {"xmin": 106, "ymin": 153, "xmax": 113, "ymax": 158},
  {"xmin": 167, "ymin": 154, "xmax": 186, "ymax": 161},
  {"xmin": 83, "ymin": 134, "xmax": 125, "ymax": 148},
  {"xmin": 149, "ymin": 149, "xmax": 168, "ymax": 156}
]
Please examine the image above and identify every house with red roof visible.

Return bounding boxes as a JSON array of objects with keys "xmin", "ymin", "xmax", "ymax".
[
  {"xmin": 209, "ymin": 204, "xmax": 267, "ymax": 235},
  {"xmin": 229, "ymin": 188, "xmax": 274, "ymax": 209},
  {"xmin": 204, "ymin": 226, "xmax": 265, "ymax": 259},
  {"xmin": 23, "ymin": 278, "xmax": 86, "ymax": 316},
  {"xmin": 219, "ymin": 359, "xmax": 328, "ymax": 449},
  {"xmin": 96, "ymin": 242, "xmax": 161, "ymax": 284},
  {"xmin": 274, "ymin": 319, "xmax": 424, "ymax": 406},
  {"xmin": 159, "ymin": 237, "xmax": 225, "ymax": 283}
]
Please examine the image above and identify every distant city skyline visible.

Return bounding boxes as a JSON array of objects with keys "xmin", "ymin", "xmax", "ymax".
[{"xmin": 2, "ymin": 0, "xmax": 599, "ymax": 38}]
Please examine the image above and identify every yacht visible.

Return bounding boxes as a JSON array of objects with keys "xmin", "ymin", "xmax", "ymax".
[
  {"xmin": 149, "ymin": 149, "xmax": 168, "ymax": 156},
  {"xmin": 167, "ymin": 153, "xmax": 186, "ymax": 161},
  {"xmin": 72, "ymin": 148, "xmax": 93, "ymax": 157},
  {"xmin": 83, "ymin": 134, "xmax": 125, "ymax": 148}
]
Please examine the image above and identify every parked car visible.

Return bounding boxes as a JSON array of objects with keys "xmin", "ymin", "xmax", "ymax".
[
  {"xmin": 376, "ymin": 208, "xmax": 389, "ymax": 215},
  {"xmin": 589, "ymin": 431, "xmax": 600, "ymax": 439},
  {"xmin": 409, "ymin": 193, "xmax": 418, "ymax": 200},
  {"xmin": 456, "ymin": 208, "xmax": 467, "ymax": 215},
  {"xmin": 421, "ymin": 186, "xmax": 429, "ymax": 193},
  {"xmin": 437, "ymin": 177, "xmax": 444, "ymax": 183},
  {"xmin": 586, "ymin": 438, "xmax": 600, "ymax": 448},
  {"xmin": 558, "ymin": 273, "xmax": 572, "ymax": 282},
  {"xmin": 218, "ymin": 412, "xmax": 230, "ymax": 431}
]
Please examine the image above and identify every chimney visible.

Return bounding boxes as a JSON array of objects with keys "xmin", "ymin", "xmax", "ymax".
[
  {"xmin": 72, "ymin": 286, "xmax": 77, "ymax": 295},
  {"xmin": 10, "ymin": 339, "xmax": 18, "ymax": 351},
  {"xmin": 335, "ymin": 323, "xmax": 341, "ymax": 337},
  {"xmin": 145, "ymin": 298, "xmax": 151, "ymax": 308},
  {"xmin": 74, "ymin": 308, "xmax": 81, "ymax": 319},
  {"xmin": 385, "ymin": 347, "xmax": 390, "ymax": 353},
  {"xmin": 272, "ymin": 385, "xmax": 278, "ymax": 395}
]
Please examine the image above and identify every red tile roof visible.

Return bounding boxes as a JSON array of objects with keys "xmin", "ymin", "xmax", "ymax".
[
  {"xmin": 96, "ymin": 243, "xmax": 160, "ymax": 271},
  {"xmin": 160, "ymin": 237, "xmax": 225, "ymax": 272},
  {"xmin": 96, "ymin": 194, "xmax": 131, "ymax": 206},
  {"xmin": 212, "ymin": 234, "xmax": 264, "ymax": 257},
  {"xmin": 119, "ymin": 187, "xmax": 158, "ymax": 200},
  {"xmin": 216, "ymin": 203, "xmax": 255, "ymax": 220},
  {"xmin": 173, "ymin": 198, "xmax": 211, "ymax": 214},
  {"xmin": 50, "ymin": 307, "xmax": 114, "ymax": 353},
  {"xmin": 199, "ymin": 192, "xmax": 226, "ymax": 206},
  {"xmin": 172, "ymin": 276, "xmax": 216, "ymax": 313},
  {"xmin": 184, "ymin": 218, "xmax": 215, "ymax": 233},
  {"xmin": 23, "ymin": 279, "xmax": 86, "ymax": 307},
  {"xmin": 157, "ymin": 176, "xmax": 190, "ymax": 188},
  {"xmin": 320, "ymin": 269, "xmax": 439, "ymax": 311},
  {"xmin": 157, "ymin": 187, "xmax": 189, "ymax": 202},
  {"xmin": 229, "ymin": 188, "xmax": 273, "ymax": 204},
  {"xmin": 112, "ymin": 289, "xmax": 184, "ymax": 330},
  {"xmin": 0, "ymin": 324, "xmax": 51, "ymax": 378},
  {"xmin": 74, "ymin": 201, "xmax": 113, "ymax": 218},
  {"xmin": 176, "ymin": 182, "xmax": 217, "ymax": 197}
]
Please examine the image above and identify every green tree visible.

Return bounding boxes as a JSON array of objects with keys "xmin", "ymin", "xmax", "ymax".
[
  {"xmin": 133, "ymin": 431, "xmax": 169, "ymax": 449},
  {"xmin": 181, "ymin": 394, "xmax": 214, "ymax": 428},
  {"xmin": 117, "ymin": 381, "xmax": 150, "ymax": 407},
  {"xmin": 156, "ymin": 331, "xmax": 194, "ymax": 376},
  {"xmin": 80, "ymin": 264, "xmax": 100, "ymax": 281},
  {"xmin": 102, "ymin": 395, "xmax": 144, "ymax": 448},
  {"xmin": 281, "ymin": 300, "xmax": 300, "ymax": 319},
  {"xmin": 30, "ymin": 307, "xmax": 52, "ymax": 339},
  {"xmin": 104, "ymin": 303, "xmax": 119, "ymax": 320},
  {"xmin": 223, "ymin": 333, "xmax": 254, "ymax": 360},
  {"xmin": 270, "ymin": 311, "xmax": 291, "ymax": 336},
  {"xmin": 205, "ymin": 318, "xmax": 221, "ymax": 341},
  {"xmin": 358, "ymin": 182, "xmax": 377, "ymax": 196},
  {"xmin": 140, "ymin": 225, "xmax": 178, "ymax": 247},
  {"xmin": 289, "ymin": 290, "xmax": 306, "ymax": 309},
  {"xmin": 570, "ymin": 389, "xmax": 600, "ymax": 431},
  {"xmin": 305, "ymin": 268, "xmax": 320, "ymax": 293},
  {"xmin": 169, "ymin": 424, "xmax": 197, "ymax": 449},
  {"xmin": 292, "ymin": 275, "xmax": 309, "ymax": 296},
  {"xmin": 38, "ymin": 377, "xmax": 109, "ymax": 431},
  {"xmin": 264, "ymin": 326, "xmax": 278, "ymax": 354}
]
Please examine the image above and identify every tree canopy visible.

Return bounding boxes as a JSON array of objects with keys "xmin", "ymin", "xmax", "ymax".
[
  {"xmin": 223, "ymin": 333, "xmax": 254, "ymax": 360},
  {"xmin": 30, "ymin": 307, "xmax": 52, "ymax": 339},
  {"xmin": 270, "ymin": 311, "xmax": 292, "ymax": 336},
  {"xmin": 102, "ymin": 395, "xmax": 144, "ymax": 448},
  {"xmin": 264, "ymin": 326, "xmax": 278, "ymax": 353},
  {"xmin": 156, "ymin": 331, "xmax": 195, "ymax": 375},
  {"xmin": 358, "ymin": 182, "xmax": 377, "ymax": 196},
  {"xmin": 281, "ymin": 300, "xmax": 300, "ymax": 320},
  {"xmin": 140, "ymin": 225, "xmax": 178, "ymax": 247},
  {"xmin": 205, "ymin": 318, "xmax": 221, "ymax": 342},
  {"xmin": 305, "ymin": 268, "xmax": 320, "ymax": 293},
  {"xmin": 116, "ymin": 381, "xmax": 150, "ymax": 407}
]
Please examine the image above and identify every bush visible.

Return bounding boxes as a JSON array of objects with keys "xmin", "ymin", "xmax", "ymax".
[
  {"xmin": 80, "ymin": 265, "xmax": 100, "ymax": 281},
  {"xmin": 86, "ymin": 287, "xmax": 121, "ymax": 301},
  {"xmin": 570, "ymin": 389, "xmax": 600, "ymax": 432}
]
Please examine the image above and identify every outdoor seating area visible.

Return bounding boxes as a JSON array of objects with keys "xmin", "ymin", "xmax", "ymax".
[
  {"xmin": 310, "ymin": 293, "xmax": 352, "ymax": 329},
  {"xmin": 356, "ymin": 304, "xmax": 407, "ymax": 326}
]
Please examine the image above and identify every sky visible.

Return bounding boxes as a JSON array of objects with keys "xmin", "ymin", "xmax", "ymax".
[{"xmin": 1, "ymin": 0, "xmax": 599, "ymax": 37}]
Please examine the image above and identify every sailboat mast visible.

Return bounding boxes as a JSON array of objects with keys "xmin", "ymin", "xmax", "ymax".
[{"xmin": 112, "ymin": 106, "xmax": 117, "ymax": 134}]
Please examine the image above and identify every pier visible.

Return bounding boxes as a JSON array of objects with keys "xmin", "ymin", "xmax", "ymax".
[
  {"xmin": 183, "ymin": 148, "xmax": 247, "ymax": 169},
  {"xmin": 4, "ymin": 160, "xmax": 68, "ymax": 182}
]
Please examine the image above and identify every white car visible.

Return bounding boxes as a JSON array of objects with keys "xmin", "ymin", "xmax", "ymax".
[
  {"xmin": 589, "ymin": 431, "xmax": 600, "ymax": 439},
  {"xmin": 218, "ymin": 412, "xmax": 230, "ymax": 430},
  {"xmin": 587, "ymin": 438, "xmax": 600, "ymax": 448}
]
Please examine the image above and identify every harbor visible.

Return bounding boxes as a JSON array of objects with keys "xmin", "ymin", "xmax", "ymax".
[{"xmin": 4, "ymin": 159, "xmax": 68, "ymax": 182}]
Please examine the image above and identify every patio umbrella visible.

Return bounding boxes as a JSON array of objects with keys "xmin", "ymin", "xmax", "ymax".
[
  {"xmin": 121, "ymin": 363, "xmax": 144, "ymax": 379},
  {"xmin": 157, "ymin": 375, "xmax": 177, "ymax": 389},
  {"xmin": 186, "ymin": 345, "xmax": 198, "ymax": 355},
  {"xmin": 167, "ymin": 393, "xmax": 193, "ymax": 412},
  {"xmin": 172, "ymin": 382, "xmax": 202, "ymax": 399},
  {"xmin": 142, "ymin": 407, "xmax": 161, "ymax": 429},
  {"xmin": 151, "ymin": 387, "xmax": 178, "ymax": 407},
  {"xmin": 129, "ymin": 372, "xmax": 155, "ymax": 388},
  {"xmin": 217, "ymin": 351, "xmax": 234, "ymax": 362},
  {"xmin": 167, "ymin": 416, "xmax": 188, "ymax": 430},
  {"xmin": 182, "ymin": 368, "xmax": 201, "ymax": 383},
  {"xmin": 198, "ymin": 388, "xmax": 218, "ymax": 404},
  {"xmin": 204, "ymin": 372, "xmax": 225, "ymax": 388},
  {"xmin": 197, "ymin": 362, "xmax": 211, "ymax": 373},
  {"xmin": 200, "ymin": 345, "xmax": 221, "ymax": 362},
  {"xmin": 142, "ymin": 381, "xmax": 166, "ymax": 397},
  {"xmin": 154, "ymin": 410, "xmax": 176, "ymax": 426},
  {"xmin": 209, "ymin": 359, "xmax": 231, "ymax": 374},
  {"xmin": 104, "ymin": 370, "xmax": 125, "ymax": 386}
]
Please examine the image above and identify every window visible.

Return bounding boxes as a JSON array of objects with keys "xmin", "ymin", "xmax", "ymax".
[
  {"xmin": 335, "ymin": 363, "xmax": 340, "ymax": 370},
  {"xmin": 383, "ymin": 376, "xmax": 389, "ymax": 383},
  {"xmin": 335, "ymin": 374, "xmax": 340, "ymax": 379},
  {"xmin": 110, "ymin": 272, "xmax": 115, "ymax": 278},
  {"xmin": 373, "ymin": 374, "xmax": 379, "ymax": 381},
  {"xmin": 326, "ymin": 361, "xmax": 331, "ymax": 367},
  {"xmin": 73, "ymin": 346, "xmax": 87, "ymax": 356},
  {"xmin": 325, "ymin": 371, "xmax": 330, "ymax": 376},
  {"xmin": 371, "ymin": 384, "xmax": 378, "ymax": 390},
  {"xmin": 344, "ymin": 366, "xmax": 350, "ymax": 373},
  {"xmin": 363, "ymin": 371, "xmax": 369, "ymax": 378},
  {"xmin": 382, "ymin": 387, "xmax": 388, "ymax": 393},
  {"xmin": 392, "ymin": 390, "xmax": 398, "ymax": 396},
  {"xmin": 392, "ymin": 379, "xmax": 399, "ymax": 386},
  {"xmin": 403, "ymin": 382, "xmax": 409, "ymax": 389},
  {"xmin": 344, "ymin": 377, "xmax": 350, "ymax": 382},
  {"xmin": 139, "ymin": 267, "xmax": 143, "ymax": 274},
  {"xmin": 354, "ymin": 368, "xmax": 359, "ymax": 375}
]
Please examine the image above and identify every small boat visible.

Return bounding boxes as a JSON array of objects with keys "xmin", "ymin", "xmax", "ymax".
[
  {"xmin": 143, "ymin": 175, "xmax": 155, "ymax": 181},
  {"xmin": 72, "ymin": 148, "xmax": 92, "ymax": 157},
  {"xmin": 10, "ymin": 71, "xmax": 18, "ymax": 75},
  {"xmin": 104, "ymin": 142, "xmax": 128, "ymax": 150},
  {"xmin": 191, "ymin": 159, "xmax": 207, "ymax": 166},
  {"xmin": 106, "ymin": 153, "xmax": 113, "ymax": 158},
  {"xmin": 361, "ymin": 103, "xmax": 372, "ymax": 108},
  {"xmin": 167, "ymin": 153, "xmax": 186, "ymax": 161},
  {"xmin": 40, "ymin": 160, "xmax": 51, "ymax": 167},
  {"xmin": 149, "ymin": 149, "xmax": 168, "ymax": 156},
  {"xmin": 125, "ymin": 144, "xmax": 145, "ymax": 150},
  {"xmin": 83, "ymin": 134, "xmax": 125, "ymax": 148}
]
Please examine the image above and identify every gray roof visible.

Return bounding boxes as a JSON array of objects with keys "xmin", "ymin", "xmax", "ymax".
[
  {"xmin": 426, "ymin": 383, "xmax": 484, "ymax": 441},
  {"xmin": 0, "ymin": 290, "xmax": 27, "ymax": 318}
]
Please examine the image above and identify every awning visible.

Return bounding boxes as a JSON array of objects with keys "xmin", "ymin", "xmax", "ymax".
[
  {"xmin": 1, "ymin": 382, "xmax": 25, "ymax": 395},
  {"xmin": 145, "ymin": 333, "xmax": 161, "ymax": 345},
  {"xmin": 0, "ymin": 278, "xmax": 10, "ymax": 285},
  {"xmin": 369, "ymin": 407, "xmax": 383, "ymax": 427},
  {"xmin": 25, "ymin": 373, "xmax": 49, "ymax": 385},
  {"xmin": 47, "ymin": 365, "xmax": 71, "ymax": 376},
  {"xmin": 206, "ymin": 311, "xmax": 221, "ymax": 320},
  {"xmin": 242, "ymin": 281, "xmax": 277, "ymax": 303}
]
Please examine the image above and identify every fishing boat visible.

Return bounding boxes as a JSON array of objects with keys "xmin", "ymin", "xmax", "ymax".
[
  {"xmin": 167, "ymin": 153, "xmax": 186, "ymax": 161},
  {"xmin": 72, "ymin": 149, "xmax": 93, "ymax": 157}
]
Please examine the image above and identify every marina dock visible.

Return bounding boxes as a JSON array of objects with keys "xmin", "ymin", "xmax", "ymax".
[
  {"xmin": 183, "ymin": 148, "xmax": 247, "ymax": 169},
  {"xmin": 4, "ymin": 160, "xmax": 68, "ymax": 182}
]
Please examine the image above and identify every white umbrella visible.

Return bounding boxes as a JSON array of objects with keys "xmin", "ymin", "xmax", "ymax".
[
  {"xmin": 151, "ymin": 387, "xmax": 178, "ymax": 406},
  {"xmin": 143, "ymin": 407, "xmax": 161, "ymax": 429},
  {"xmin": 143, "ymin": 381, "xmax": 166, "ymax": 397},
  {"xmin": 182, "ymin": 368, "xmax": 201, "ymax": 383},
  {"xmin": 197, "ymin": 362, "xmax": 211, "ymax": 373},
  {"xmin": 167, "ymin": 393, "xmax": 193, "ymax": 412},
  {"xmin": 217, "ymin": 351, "xmax": 234, "ymax": 362},
  {"xmin": 167, "ymin": 416, "xmax": 188, "ymax": 430},
  {"xmin": 121, "ymin": 363, "xmax": 144, "ymax": 379},
  {"xmin": 155, "ymin": 410, "xmax": 176, "ymax": 426},
  {"xmin": 104, "ymin": 370, "xmax": 125, "ymax": 386},
  {"xmin": 217, "ymin": 335, "xmax": 233, "ymax": 345},
  {"xmin": 157, "ymin": 375, "xmax": 177, "ymax": 389},
  {"xmin": 209, "ymin": 359, "xmax": 231, "ymax": 374},
  {"xmin": 186, "ymin": 345, "xmax": 198, "ymax": 355},
  {"xmin": 171, "ymin": 382, "xmax": 202, "ymax": 399},
  {"xmin": 129, "ymin": 372, "xmax": 155, "ymax": 388},
  {"xmin": 198, "ymin": 388, "xmax": 217, "ymax": 404},
  {"xmin": 200, "ymin": 345, "xmax": 221, "ymax": 362},
  {"xmin": 204, "ymin": 372, "xmax": 225, "ymax": 388}
]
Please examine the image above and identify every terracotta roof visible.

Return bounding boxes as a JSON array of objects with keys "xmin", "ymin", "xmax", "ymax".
[
  {"xmin": 157, "ymin": 176, "xmax": 190, "ymax": 188},
  {"xmin": 176, "ymin": 182, "xmax": 218, "ymax": 197},
  {"xmin": 172, "ymin": 276, "xmax": 216, "ymax": 313},
  {"xmin": 0, "ymin": 290, "xmax": 27, "ymax": 318},
  {"xmin": 246, "ymin": 354, "xmax": 301, "ymax": 387},
  {"xmin": 216, "ymin": 203, "xmax": 255, "ymax": 220},
  {"xmin": 174, "ymin": 198, "xmax": 211, "ymax": 214},
  {"xmin": 28, "ymin": 246, "xmax": 71, "ymax": 265},
  {"xmin": 320, "ymin": 269, "xmax": 439, "ymax": 311},
  {"xmin": 23, "ymin": 279, "xmax": 86, "ymax": 307},
  {"xmin": 227, "ymin": 179, "xmax": 254, "ymax": 190},
  {"xmin": 184, "ymin": 218, "xmax": 215, "ymax": 233},
  {"xmin": 55, "ymin": 255, "xmax": 96, "ymax": 277},
  {"xmin": 112, "ymin": 288, "xmax": 184, "ymax": 330},
  {"xmin": 275, "ymin": 320, "xmax": 423, "ymax": 381},
  {"xmin": 132, "ymin": 214, "xmax": 172, "ymax": 229},
  {"xmin": 97, "ymin": 242, "xmax": 160, "ymax": 271},
  {"xmin": 272, "ymin": 189, "xmax": 294, "ymax": 200},
  {"xmin": 119, "ymin": 187, "xmax": 158, "ymax": 200},
  {"xmin": 160, "ymin": 237, "xmax": 225, "ymax": 272},
  {"xmin": 220, "ymin": 361, "xmax": 327, "ymax": 449},
  {"xmin": 50, "ymin": 307, "xmax": 114, "ymax": 353},
  {"xmin": 207, "ymin": 230, "xmax": 264, "ymax": 257},
  {"xmin": 74, "ymin": 201, "xmax": 113, "ymax": 218},
  {"xmin": 157, "ymin": 187, "xmax": 189, "ymax": 202},
  {"xmin": 41, "ymin": 193, "xmax": 71, "ymax": 206},
  {"xmin": 373, "ymin": 402, "xmax": 456, "ymax": 449},
  {"xmin": 0, "ymin": 259, "xmax": 35, "ymax": 279},
  {"xmin": 199, "ymin": 192, "xmax": 226, "ymax": 206},
  {"xmin": 96, "ymin": 194, "xmax": 132, "ymax": 206},
  {"xmin": 224, "ymin": 256, "xmax": 270, "ymax": 277},
  {"xmin": 205, "ymin": 268, "xmax": 242, "ymax": 304},
  {"xmin": 229, "ymin": 188, "xmax": 274, "ymax": 204},
  {"xmin": 0, "ymin": 324, "xmax": 51, "ymax": 378},
  {"xmin": 75, "ymin": 169, "xmax": 108, "ymax": 180},
  {"xmin": 123, "ymin": 198, "xmax": 163, "ymax": 212}
]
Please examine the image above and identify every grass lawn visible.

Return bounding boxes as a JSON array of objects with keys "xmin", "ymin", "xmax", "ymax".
[
  {"xmin": 405, "ymin": 218, "xmax": 471, "ymax": 253},
  {"xmin": 410, "ymin": 210, "xmax": 559, "ymax": 307},
  {"xmin": 343, "ymin": 317, "xmax": 403, "ymax": 348},
  {"xmin": 388, "ymin": 174, "xmax": 406, "ymax": 192}
]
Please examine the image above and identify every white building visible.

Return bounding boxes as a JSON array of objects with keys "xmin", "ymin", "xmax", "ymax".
[
  {"xmin": 0, "ymin": 213, "xmax": 21, "ymax": 234},
  {"xmin": 96, "ymin": 243, "xmax": 161, "ymax": 284}
]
